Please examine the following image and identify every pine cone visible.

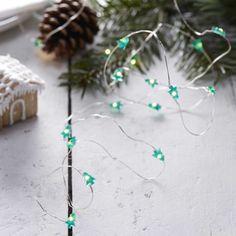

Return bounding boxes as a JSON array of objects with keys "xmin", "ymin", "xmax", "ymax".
[{"xmin": 38, "ymin": 0, "xmax": 99, "ymax": 58}]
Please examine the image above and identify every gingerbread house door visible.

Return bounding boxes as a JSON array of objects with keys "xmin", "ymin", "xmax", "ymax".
[{"xmin": 10, "ymin": 99, "xmax": 26, "ymax": 125}]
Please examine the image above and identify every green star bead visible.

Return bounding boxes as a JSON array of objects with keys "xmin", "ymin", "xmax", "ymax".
[
  {"xmin": 208, "ymin": 85, "xmax": 216, "ymax": 95},
  {"xmin": 152, "ymin": 149, "xmax": 165, "ymax": 161},
  {"xmin": 34, "ymin": 38, "xmax": 43, "ymax": 48},
  {"xmin": 111, "ymin": 68, "xmax": 124, "ymax": 82},
  {"xmin": 65, "ymin": 213, "xmax": 76, "ymax": 229},
  {"xmin": 168, "ymin": 85, "xmax": 179, "ymax": 100},
  {"xmin": 192, "ymin": 38, "xmax": 204, "ymax": 52},
  {"xmin": 212, "ymin": 26, "xmax": 226, "ymax": 37},
  {"xmin": 83, "ymin": 172, "xmax": 96, "ymax": 186},
  {"xmin": 117, "ymin": 37, "xmax": 129, "ymax": 49},
  {"xmin": 148, "ymin": 102, "xmax": 162, "ymax": 111},
  {"xmin": 61, "ymin": 125, "xmax": 72, "ymax": 138},
  {"xmin": 109, "ymin": 101, "xmax": 123, "ymax": 111},
  {"xmin": 145, "ymin": 79, "xmax": 158, "ymax": 88},
  {"xmin": 67, "ymin": 136, "xmax": 77, "ymax": 149}
]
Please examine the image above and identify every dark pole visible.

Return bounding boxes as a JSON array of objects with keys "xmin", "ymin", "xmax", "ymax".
[{"xmin": 67, "ymin": 56, "xmax": 73, "ymax": 236}]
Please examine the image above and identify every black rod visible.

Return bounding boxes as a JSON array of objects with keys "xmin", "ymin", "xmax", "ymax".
[{"xmin": 67, "ymin": 56, "xmax": 73, "ymax": 236}]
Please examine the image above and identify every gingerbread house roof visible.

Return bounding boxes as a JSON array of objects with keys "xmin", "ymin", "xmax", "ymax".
[{"xmin": 0, "ymin": 55, "xmax": 45, "ymax": 116}]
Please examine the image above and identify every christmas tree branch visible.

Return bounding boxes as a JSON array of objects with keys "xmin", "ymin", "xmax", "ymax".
[{"xmin": 59, "ymin": 0, "xmax": 236, "ymax": 93}]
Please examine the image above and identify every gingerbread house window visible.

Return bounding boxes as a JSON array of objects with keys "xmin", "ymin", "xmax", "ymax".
[{"xmin": 0, "ymin": 55, "xmax": 44, "ymax": 128}]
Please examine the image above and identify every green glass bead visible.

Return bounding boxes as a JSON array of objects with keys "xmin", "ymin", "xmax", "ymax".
[
  {"xmin": 192, "ymin": 38, "xmax": 204, "ymax": 52},
  {"xmin": 212, "ymin": 26, "xmax": 226, "ymax": 37},
  {"xmin": 117, "ymin": 37, "xmax": 129, "ymax": 49},
  {"xmin": 61, "ymin": 124, "xmax": 72, "ymax": 138},
  {"xmin": 208, "ymin": 85, "xmax": 216, "ymax": 95},
  {"xmin": 83, "ymin": 172, "xmax": 96, "ymax": 186},
  {"xmin": 111, "ymin": 68, "xmax": 124, "ymax": 82},
  {"xmin": 152, "ymin": 149, "xmax": 165, "ymax": 161},
  {"xmin": 145, "ymin": 79, "xmax": 158, "ymax": 88},
  {"xmin": 67, "ymin": 136, "xmax": 77, "ymax": 149},
  {"xmin": 168, "ymin": 85, "xmax": 179, "ymax": 100},
  {"xmin": 148, "ymin": 102, "xmax": 162, "ymax": 111},
  {"xmin": 34, "ymin": 38, "xmax": 43, "ymax": 48},
  {"xmin": 109, "ymin": 101, "xmax": 123, "ymax": 111},
  {"xmin": 65, "ymin": 213, "xmax": 76, "ymax": 229}
]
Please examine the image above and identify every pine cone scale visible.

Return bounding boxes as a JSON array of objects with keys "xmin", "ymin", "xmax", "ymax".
[
  {"xmin": 70, "ymin": 22, "xmax": 83, "ymax": 34},
  {"xmin": 59, "ymin": 13, "xmax": 69, "ymax": 22},
  {"xmin": 49, "ymin": 18, "xmax": 60, "ymax": 27}
]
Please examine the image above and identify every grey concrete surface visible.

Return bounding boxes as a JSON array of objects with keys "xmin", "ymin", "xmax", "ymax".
[{"xmin": 0, "ymin": 19, "xmax": 236, "ymax": 236}]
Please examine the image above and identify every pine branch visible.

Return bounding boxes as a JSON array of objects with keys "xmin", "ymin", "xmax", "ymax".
[
  {"xmin": 59, "ymin": 0, "xmax": 236, "ymax": 94},
  {"xmin": 176, "ymin": 0, "xmax": 236, "ymax": 80}
]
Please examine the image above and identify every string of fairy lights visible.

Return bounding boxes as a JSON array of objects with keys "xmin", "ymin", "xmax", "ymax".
[
  {"xmin": 36, "ymin": 113, "xmax": 166, "ymax": 229},
  {"xmin": 34, "ymin": 0, "xmax": 231, "ymax": 231},
  {"xmin": 103, "ymin": 21, "xmax": 230, "ymax": 136}
]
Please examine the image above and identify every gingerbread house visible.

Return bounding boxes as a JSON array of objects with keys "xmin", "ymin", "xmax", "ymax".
[{"xmin": 0, "ymin": 55, "xmax": 44, "ymax": 128}]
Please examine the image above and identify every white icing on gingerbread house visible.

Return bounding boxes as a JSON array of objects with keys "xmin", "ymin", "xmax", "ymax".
[{"xmin": 0, "ymin": 55, "xmax": 44, "ymax": 128}]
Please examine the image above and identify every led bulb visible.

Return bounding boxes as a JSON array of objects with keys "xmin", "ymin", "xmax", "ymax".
[
  {"xmin": 152, "ymin": 149, "xmax": 165, "ymax": 161},
  {"xmin": 34, "ymin": 38, "xmax": 43, "ymax": 48},
  {"xmin": 109, "ymin": 101, "xmax": 123, "ymax": 111},
  {"xmin": 65, "ymin": 213, "xmax": 76, "ymax": 229},
  {"xmin": 148, "ymin": 102, "xmax": 162, "ymax": 111},
  {"xmin": 117, "ymin": 37, "xmax": 129, "ymax": 49},
  {"xmin": 67, "ymin": 136, "xmax": 77, "ymax": 149},
  {"xmin": 61, "ymin": 124, "xmax": 72, "ymax": 138},
  {"xmin": 111, "ymin": 68, "xmax": 124, "ymax": 82},
  {"xmin": 145, "ymin": 79, "xmax": 158, "ymax": 88},
  {"xmin": 105, "ymin": 49, "xmax": 111, "ymax": 55},
  {"xmin": 208, "ymin": 85, "xmax": 216, "ymax": 95},
  {"xmin": 83, "ymin": 172, "xmax": 96, "ymax": 186},
  {"xmin": 130, "ymin": 58, "xmax": 137, "ymax": 65},
  {"xmin": 212, "ymin": 26, "xmax": 226, "ymax": 37},
  {"xmin": 192, "ymin": 38, "xmax": 204, "ymax": 52},
  {"xmin": 168, "ymin": 85, "xmax": 179, "ymax": 100}
]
